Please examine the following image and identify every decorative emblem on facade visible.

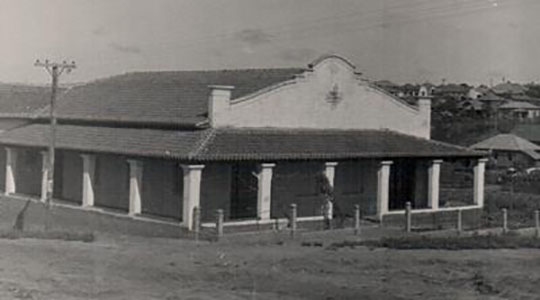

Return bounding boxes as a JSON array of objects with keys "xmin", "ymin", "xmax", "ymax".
[{"xmin": 326, "ymin": 84, "xmax": 343, "ymax": 108}]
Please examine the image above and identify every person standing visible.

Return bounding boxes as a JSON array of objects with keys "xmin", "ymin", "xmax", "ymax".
[{"xmin": 322, "ymin": 194, "xmax": 333, "ymax": 230}]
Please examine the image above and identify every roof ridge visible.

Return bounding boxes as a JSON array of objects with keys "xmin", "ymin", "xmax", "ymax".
[
  {"xmin": 189, "ymin": 128, "xmax": 216, "ymax": 159},
  {"xmin": 61, "ymin": 67, "xmax": 306, "ymax": 93}
]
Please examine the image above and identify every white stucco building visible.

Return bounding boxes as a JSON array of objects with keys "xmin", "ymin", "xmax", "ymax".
[{"xmin": 0, "ymin": 55, "xmax": 486, "ymax": 231}]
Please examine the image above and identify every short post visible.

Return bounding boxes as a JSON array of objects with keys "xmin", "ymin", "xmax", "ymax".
[
  {"xmin": 502, "ymin": 208, "xmax": 508, "ymax": 234},
  {"xmin": 354, "ymin": 204, "xmax": 360, "ymax": 235},
  {"xmin": 290, "ymin": 203, "xmax": 297, "ymax": 238},
  {"xmin": 216, "ymin": 209, "xmax": 224, "ymax": 240},
  {"xmin": 535, "ymin": 210, "xmax": 539, "ymax": 239},
  {"xmin": 457, "ymin": 209, "xmax": 463, "ymax": 235},
  {"xmin": 405, "ymin": 202, "xmax": 412, "ymax": 233},
  {"xmin": 193, "ymin": 206, "xmax": 201, "ymax": 241}
]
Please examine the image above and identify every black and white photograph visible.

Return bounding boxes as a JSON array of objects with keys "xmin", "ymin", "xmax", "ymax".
[{"xmin": 0, "ymin": 0, "xmax": 539, "ymax": 299}]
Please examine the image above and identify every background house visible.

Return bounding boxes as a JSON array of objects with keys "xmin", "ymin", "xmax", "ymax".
[
  {"xmin": 498, "ymin": 101, "xmax": 540, "ymax": 120},
  {"xmin": 470, "ymin": 133, "xmax": 540, "ymax": 169}
]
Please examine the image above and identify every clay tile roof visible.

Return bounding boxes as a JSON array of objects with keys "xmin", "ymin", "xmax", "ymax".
[
  {"xmin": 477, "ymin": 91, "xmax": 506, "ymax": 102},
  {"xmin": 40, "ymin": 68, "xmax": 304, "ymax": 127},
  {"xmin": 492, "ymin": 82, "xmax": 527, "ymax": 95},
  {"xmin": 195, "ymin": 128, "xmax": 483, "ymax": 161},
  {"xmin": 470, "ymin": 134, "xmax": 540, "ymax": 152},
  {"xmin": 0, "ymin": 84, "xmax": 52, "ymax": 117},
  {"xmin": 0, "ymin": 123, "xmax": 206, "ymax": 159},
  {"xmin": 499, "ymin": 101, "xmax": 540, "ymax": 110},
  {"xmin": 0, "ymin": 125, "xmax": 483, "ymax": 161}
]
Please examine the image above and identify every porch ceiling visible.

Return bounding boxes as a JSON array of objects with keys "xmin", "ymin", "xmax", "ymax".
[{"xmin": 0, "ymin": 124, "xmax": 485, "ymax": 161}]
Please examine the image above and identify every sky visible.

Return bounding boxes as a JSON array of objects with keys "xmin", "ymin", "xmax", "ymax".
[{"xmin": 0, "ymin": 0, "xmax": 539, "ymax": 85}]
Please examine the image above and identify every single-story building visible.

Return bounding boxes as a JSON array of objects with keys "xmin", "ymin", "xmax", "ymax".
[
  {"xmin": 470, "ymin": 133, "xmax": 540, "ymax": 169},
  {"xmin": 498, "ymin": 101, "xmax": 540, "ymax": 120},
  {"xmin": 0, "ymin": 55, "xmax": 487, "ymax": 230}
]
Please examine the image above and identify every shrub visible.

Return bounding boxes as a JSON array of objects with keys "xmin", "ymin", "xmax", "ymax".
[
  {"xmin": 482, "ymin": 190, "xmax": 540, "ymax": 229},
  {"xmin": 0, "ymin": 230, "xmax": 95, "ymax": 242},
  {"xmin": 329, "ymin": 234, "xmax": 540, "ymax": 250}
]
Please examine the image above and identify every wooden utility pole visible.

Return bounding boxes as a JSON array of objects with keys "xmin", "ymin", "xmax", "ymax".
[{"xmin": 34, "ymin": 60, "xmax": 76, "ymax": 207}]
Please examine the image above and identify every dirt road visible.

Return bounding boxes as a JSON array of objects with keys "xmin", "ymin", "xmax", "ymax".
[{"xmin": 0, "ymin": 229, "xmax": 538, "ymax": 299}]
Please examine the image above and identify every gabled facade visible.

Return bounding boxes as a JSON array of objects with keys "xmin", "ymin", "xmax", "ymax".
[{"xmin": 0, "ymin": 55, "xmax": 487, "ymax": 231}]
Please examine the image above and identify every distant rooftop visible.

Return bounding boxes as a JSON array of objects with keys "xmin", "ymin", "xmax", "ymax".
[{"xmin": 470, "ymin": 133, "xmax": 540, "ymax": 152}]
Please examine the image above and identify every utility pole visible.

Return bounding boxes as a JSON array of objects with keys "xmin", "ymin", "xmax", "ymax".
[{"xmin": 34, "ymin": 60, "xmax": 76, "ymax": 207}]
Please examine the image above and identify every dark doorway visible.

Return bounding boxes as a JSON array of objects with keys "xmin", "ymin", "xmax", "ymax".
[
  {"xmin": 389, "ymin": 159, "xmax": 416, "ymax": 210},
  {"xmin": 230, "ymin": 163, "xmax": 258, "ymax": 220}
]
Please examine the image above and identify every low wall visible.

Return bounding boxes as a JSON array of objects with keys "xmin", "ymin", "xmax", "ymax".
[
  {"xmin": 381, "ymin": 208, "xmax": 482, "ymax": 230},
  {"xmin": 0, "ymin": 195, "xmax": 188, "ymax": 238}
]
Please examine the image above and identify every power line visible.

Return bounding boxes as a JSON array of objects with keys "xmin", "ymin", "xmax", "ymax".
[
  {"xmin": 142, "ymin": 0, "xmax": 515, "ymax": 52},
  {"xmin": 172, "ymin": 0, "xmax": 435, "ymax": 47},
  {"xmin": 280, "ymin": 0, "xmax": 513, "ymax": 44}
]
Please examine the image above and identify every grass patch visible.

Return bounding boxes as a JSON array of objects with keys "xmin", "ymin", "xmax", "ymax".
[
  {"xmin": 328, "ymin": 234, "xmax": 540, "ymax": 250},
  {"xmin": 483, "ymin": 190, "xmax": 540, "ymax": 229},
  {"xmin": 0, "ymin": 230, "xmax": 95, "ymax": 243}
]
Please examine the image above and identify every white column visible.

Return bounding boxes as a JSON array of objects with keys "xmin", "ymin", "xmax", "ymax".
[
  {"xmin": 81, "ymin": 154, "xmax": 96, "ymax": 207},
  {"xmin": 473, "ymin": 158, "xmax": 488, "ymax": 207},
  {"xmin": 376, "ymin": 161, "xmax": 393, "ymax": 220},
  {"xmin": 428, "ymin": 159, "xmax": 443, "ymax": 210},
  {"xmin": 181, "ymin": 164, "xmax": 205, "ymax": 230},
  {"xmin": 40, "ymin": 151, "xmax": 49, "ymax": 202},
  {"xmin": 5, "ymin": 147, "xmax": 17, "ymax": 195},
  {"xmin": 323, "ymin": 162, "xmax": 338, "ymax": 219},
  {"xmin": 324, "ymin": 162, "xmax": 338, "ymax": 188},
  {"xmin": 127, "ymin": 160, "xmax": 143, "ymax": 216},
  {"xmin": 257, "ymin": 163, "xmax": 275, "ymax": 221}
]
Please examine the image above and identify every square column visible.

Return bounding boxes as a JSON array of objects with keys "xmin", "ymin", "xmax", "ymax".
[
  {"xmin": 473, "ymin": 158, "xmax": 488, "ymax": 207},
  {"xmin": 376, "ymin": 161, "xmax": 393, "ymax": 220},
  {"xmin": 323, "ymin": 162, "xmax": 338, "ymax": 220},
  {"xmin": 323, "ymin": 162, "xmax": 338, "ymax": 188},
  {"xmin": 181, "ymin": 164, "xmax": 205, "ymax": 230},
  {"xmin": 257, "ymin": 163, "xmax": 275, "ymax": 221},
  {"xmin": 5, "ymin": 147, "xmax": 17, "ymax": 195},
  {"xmin": 127, "ymin": 160, "xmax": 143, "ymax": 216},
  {"xmin": 40, "ymin": 151, "xmax": 49, "ymax": 202},
  {"xmin": 428, "ymin": 159, "xmax": 443, "ymax": 210},
  {"xmin": 80, "ymin": 154, "xmax": 96, "ymax": 207}
]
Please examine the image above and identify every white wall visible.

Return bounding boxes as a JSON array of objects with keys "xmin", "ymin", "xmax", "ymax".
[{"xmin": 210, "ymin": 56, "xmax": 430, "ymax": 139}]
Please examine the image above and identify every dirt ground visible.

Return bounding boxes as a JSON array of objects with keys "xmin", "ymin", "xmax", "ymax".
[{"xmin": 0, "ymin": 228, "xmax": 539, "ymax": 300}]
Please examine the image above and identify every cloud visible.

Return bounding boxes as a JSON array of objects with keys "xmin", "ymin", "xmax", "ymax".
[
  {"xmin": 92, "ymin": 27, "xmax": 108, "ymax": 36},
  {"xmin": 277, "ymin": 48, "xmax": 318, "ymax": 62},
  {"xmin": 234, "ymin": 29, "xmax": 273, "ymax": 46},
  {"xmin": 108, "ymin": 42, "xmax": 142, "ymax": 54}
]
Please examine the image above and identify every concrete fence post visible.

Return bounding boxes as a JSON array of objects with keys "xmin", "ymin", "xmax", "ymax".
[
  {"xmin": 354, "ymin": 204, "xmax": 360, "ymax": 236},
  {"xmin": 193, "ymin": 206, "xmax": 201, "ymax": 241},
  {"xmin": 405, "ymin": 202, "xmax": 412, "ymax": 233},
  {"xmin": 290, "ymin": 204, "xmax": 297, "ymax": 238},
  {"xmin": 216, "ymin": 209, "xmax": 224, "ymax": 240},
  {"xmin": 502, "ymin": 208, "xmax": 508, "ymax": 234},
  {"xmin": 457, "ymin": 209, "xmax": 463, "ymax": 235},
  {"xmin": 535, "ymin": 210, "xmax": 539, "ymax": 239}
]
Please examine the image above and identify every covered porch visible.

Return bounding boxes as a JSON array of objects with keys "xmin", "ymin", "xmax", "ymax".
[
  {"xmin": 0, "ymin": 125, "xmax": 487, "ymax": 231},
  {"xmin": 0, "ymin": 146, "xmax": 486, "ymax": 230}
]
